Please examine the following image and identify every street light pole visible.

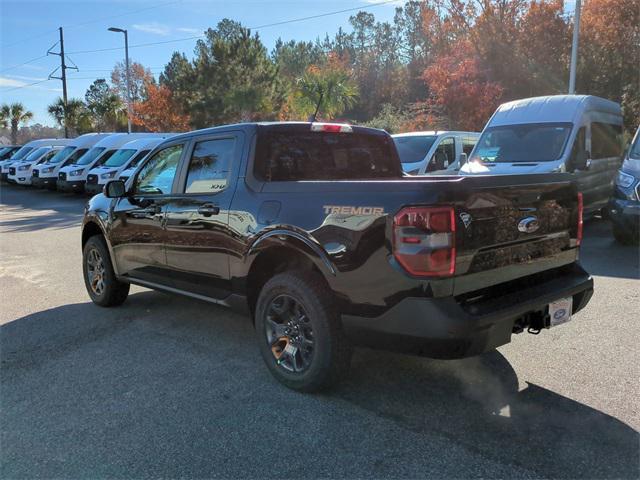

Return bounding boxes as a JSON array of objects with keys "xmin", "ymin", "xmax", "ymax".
[
  {"xmin": 108, "ymin": 27, "xmax": 132, "ymax": 133},
  {"xmin": 568, "ymin": 0, "xmax": 581, "ymax": 94}
]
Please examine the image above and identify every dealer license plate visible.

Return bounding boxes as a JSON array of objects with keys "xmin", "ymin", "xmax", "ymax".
[{"xmin": 549, "ymin": 297, "xmax": 573, "ymax": 326}]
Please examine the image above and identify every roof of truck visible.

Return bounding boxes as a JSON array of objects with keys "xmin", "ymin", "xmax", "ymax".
[{"xmin": 489, "ymin": 95, "xmax": 621, "ymax": 126}]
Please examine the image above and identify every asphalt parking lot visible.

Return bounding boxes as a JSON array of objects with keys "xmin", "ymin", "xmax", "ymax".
[{"xmin": 1, "ymin": 184, "xmax": 639, "ymax": 479}]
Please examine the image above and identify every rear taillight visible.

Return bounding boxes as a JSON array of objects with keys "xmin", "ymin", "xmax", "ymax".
[
  {"xmin": 310, "ymin": 122, "xmax": 353, "ymax": 133},
  {"xmin": 393, "ymin": 206, "xmax": 456, "ymax": 277},
  {"xmin": 577, "ymin": 192, "xmax": 583, "ymax": 246}
]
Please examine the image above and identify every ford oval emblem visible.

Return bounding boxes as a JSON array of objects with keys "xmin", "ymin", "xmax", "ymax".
[{"xmin": 518, "ymin": 216, "xmax": 540, "ymax": 233}]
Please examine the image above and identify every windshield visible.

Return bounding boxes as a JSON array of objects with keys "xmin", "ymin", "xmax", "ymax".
[
  {"xmin": 75, "ymin": 147, "xmax": 106, "ymax": 166},
  {"xmin": 473, "ymin": 123, "xmax": 572, "ymax": 163},
  {"xmin": 128, "ymin": 149, "xmax": 151, "ymax": 168},
  {"xmin": 47, "ymin": 146, "xmax": 75, "ymax": 164},
  {"xmin": 394, "ymin": 136, "xmax": 437, "ymax": 164},
  {"xmin": 24, "ymin": 147, "xmax": 50, "ymax": 162},
  {"xmin": 8, "ymin": 146, "xmax": 33, "ymax": 161},
  {"xmin": 102, "ymin": 149, "xmax": 136, "ymax": 167}
]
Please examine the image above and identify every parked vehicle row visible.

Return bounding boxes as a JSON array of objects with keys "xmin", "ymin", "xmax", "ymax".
[{"xmin": 1, "ymin": 132, "xmax": 174, "ymax": 194}]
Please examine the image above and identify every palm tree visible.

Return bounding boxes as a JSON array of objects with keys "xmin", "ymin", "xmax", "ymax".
[
  {"xmin": 1, "ymin": 103, "xmax": 33, "ymax": 144},
  {"xmin": 47, "ymin": 97, "xmax": 93, "ymax": 136},
  {"xmin": 294, "ymin": 62, "xmax": 359, "ymax": 121}
]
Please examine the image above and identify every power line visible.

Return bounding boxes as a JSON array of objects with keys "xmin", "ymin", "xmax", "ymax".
[
  {"xmin": 1, "ymin": 78, "xmax": 52, "ymax": 93},
  {"xmin": 0, "ymin": 55, "xmax": 49, "ymax": 74},
  {"xmin": 0, "ymin": 0, "xmax": 182, "ymax": 49},
  {"xmin": 66, "ymin": 0, "xmax": 400, "ymax": 55}
]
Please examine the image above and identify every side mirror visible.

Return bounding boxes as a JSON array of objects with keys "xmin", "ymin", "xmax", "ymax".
[
  {"xmin": 459, "ymin": 153, "xmax": 468, "ymax": 166},
  {"xmin": 574, "ymin": 150, "xmax": 592, "ymax": 171},
  {"xmin": 104, "ymin": 179, "xmax": 127, "ymax": 198}
]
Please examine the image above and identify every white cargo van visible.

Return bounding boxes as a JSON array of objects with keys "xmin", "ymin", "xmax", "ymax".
[
  {"xmin": 57, "ymin": 133, "xmax": 161, "ymax": 193},
  {"xmin": 8, "ymin": 145, "xmax": 66, "ymax": 185},
  {"xmin": 393, "ymin": 131, "xmax": 480, "ymax": 175},
  {"xmin": 1, "ymin": 138, "xmax": 69, "ymax": 182},
  {"xmin": 84, "ymin": 136, "xmax": 172, "ymax": 195},
  {"xmin": 460, "ymin": 95, "xmax": 624, "ymax": 214},
  {"xmin": 32, "ymin": 133, "xmax": 114, "ymax": 189}
]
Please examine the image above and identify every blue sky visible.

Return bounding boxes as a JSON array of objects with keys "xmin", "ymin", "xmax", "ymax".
[{"xmin": 1, "ymin": 0, "xmax": 399, "ymax": 126}]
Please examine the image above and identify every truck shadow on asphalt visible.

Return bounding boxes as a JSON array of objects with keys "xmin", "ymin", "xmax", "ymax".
[{"xmin": 1, "ymin": 292, "xmax": 638, "ymax": 478}]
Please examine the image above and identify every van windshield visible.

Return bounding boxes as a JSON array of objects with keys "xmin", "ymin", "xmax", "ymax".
[
  {"xmin": 47, "ymin": 146, "xmax": 75, "ymax": 164},
  {"xmin": 8, "ymin": 146, "xmax": 33, "ymax": 161},
  {"xmin": 473, "ymin": 123, "xmax": 572, "ymax": 163},
  {"xmin": 24, "ymin": 147, "xmax": 50, "ymax": 162},
  {"xmin": 76, "ymin": 147, "xmax": 106, "ymax": 165},
  {"xmin": 394, "ymin": 136, "xmax": 437, "ymax": 164},
  {"xmin": 102, "ymin": 149, "xmax": 136, "ymax": 167}
]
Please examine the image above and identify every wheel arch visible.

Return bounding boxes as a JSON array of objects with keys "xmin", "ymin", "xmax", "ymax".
[{"xmin": 244, "ymin": 230, "xmax": 337, "ymax": 316}]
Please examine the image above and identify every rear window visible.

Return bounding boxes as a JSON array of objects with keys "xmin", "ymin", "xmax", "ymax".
[{"xmin": 255, "ymin": 129, "xmax": 400, "ymax": 181}]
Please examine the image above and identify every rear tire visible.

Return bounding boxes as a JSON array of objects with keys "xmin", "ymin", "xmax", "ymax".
[
  {"xmin": 255, "ymin": 270, "xmax": 352, "ymax": 392},
  {"xmin": 82, "ymin": 235, "xmax": 129, "ymax": 307}
]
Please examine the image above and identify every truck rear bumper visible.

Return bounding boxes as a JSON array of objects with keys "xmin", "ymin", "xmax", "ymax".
[{"xmin": 341, "ymin": 263, "xmax": 593, "ymax": 359}]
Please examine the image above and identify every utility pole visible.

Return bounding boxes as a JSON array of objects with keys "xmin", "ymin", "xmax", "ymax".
[
  {"xmin": 568, "ymin": 0, "xmax": 581, "ymax": 94},
  {"xmin": 47, "ymin": 27, "xmax": 77, "ymax": 138}
]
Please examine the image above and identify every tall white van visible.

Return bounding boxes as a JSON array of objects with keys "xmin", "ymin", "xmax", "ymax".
[
  {"xmin": 460, "ymin": 95, "xmax": 624, "ymax": 214},
  {"xmin": 32, "ymin": 133, "xmax": 114, "ymax": 189},
  {"xmin": 57, "ymin": 133, "xmax": 161, "ymax": 193},
  {"xmin": 84, "ymin": 136, "xmax": 172, "ymax": 195}
]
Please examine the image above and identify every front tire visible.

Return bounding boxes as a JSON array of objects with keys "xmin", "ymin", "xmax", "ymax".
[
  {"xmin": 82, "ymin": 235, "xmax": 129, "ymax": 307},
  {"xmin": 255, "ymin": 270, "xmax": 352, "ymax": 392}
]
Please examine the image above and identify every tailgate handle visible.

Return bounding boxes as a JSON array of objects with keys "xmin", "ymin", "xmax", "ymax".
[{"xmin": 198, "ymin": 204, "xmax": 220, "ymax": 217}]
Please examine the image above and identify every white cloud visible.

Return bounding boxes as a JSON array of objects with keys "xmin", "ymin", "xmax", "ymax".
[
  {"xmin": 132, "ymin": 22, "xmax": 172, "ymax": 36},
  {"xmin": 0, "ymin": 77, "xmax": 26, "ymax": 88},
  {"xmin": 176, "ymin": 27, "xmax": 201, "ymax": 34},
  {"xmin": 6, "ymin": 75, "xmax": 46, "ymax": 82}
]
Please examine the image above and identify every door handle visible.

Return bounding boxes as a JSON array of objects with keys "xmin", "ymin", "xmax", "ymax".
[
  {"xmin": 130, "ymin": 204, "xmax": 161, "ymax": 218},
  {"xmin": 197, "ymin": 204, "xmax": 220, "ymax": 217}
]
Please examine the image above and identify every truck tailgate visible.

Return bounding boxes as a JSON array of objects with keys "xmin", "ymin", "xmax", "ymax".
[{"xmin": 449, "ymin": 174, "xmax": 581, "ymax": 293}]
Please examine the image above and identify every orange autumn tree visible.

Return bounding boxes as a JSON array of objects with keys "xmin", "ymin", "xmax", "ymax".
[
  {"xmin": 132, "ymin": 82, "xmax": 191, "ymax": 132},
  {"xmin": 422, "ymin": 42, "xmax": 503, "ymax": 131}
]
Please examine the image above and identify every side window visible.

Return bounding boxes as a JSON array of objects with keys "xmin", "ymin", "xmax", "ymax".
[
  {"xmin": 569, "ymin": 127, "xmax": 586, "ymax": 165},
  {"xmin": 591, "ymin": 122, "xmax": 623, "ymax": 159},
  {"xmin": 184, "ymin": 138, "xmax": 235, "ymax": 194},
  {"xmin": 429, "ymin": 138, "xmax": 454, "ymax": 171},
  {"xmin": 135, "ymin": 144, "xmax": 184, "ymax": 195},
  {"xmin": 463, "ymin": 137, "xmax": 477, "ymax": 156}
]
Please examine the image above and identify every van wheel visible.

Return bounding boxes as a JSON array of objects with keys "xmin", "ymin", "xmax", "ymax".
[
  {"xmin": 83, "ymin": 236, "xmax": 130, "ymax": 307},
  {"xmin": 255, "ymin": 270, "xmax": 352, "ymax": 392}
]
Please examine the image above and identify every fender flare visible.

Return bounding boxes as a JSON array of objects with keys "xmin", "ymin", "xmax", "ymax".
[{"xmin": 247, "ymin": 229, "xmax": 337, "ymax": 277}]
